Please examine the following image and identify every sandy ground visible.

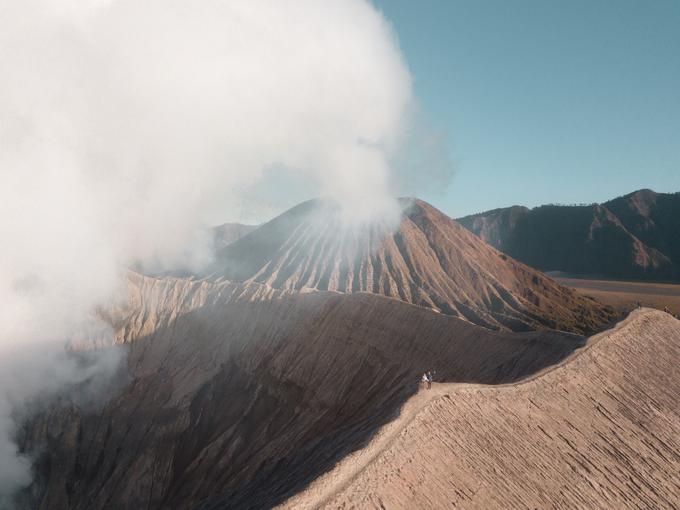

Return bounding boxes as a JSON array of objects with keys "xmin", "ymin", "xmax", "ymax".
[
  {"xmin": 280, "ymin": 309, "xmax": 680, "ymax": 509},
  {"xmin": 556, "ymin": 277, "xmax": 680, "ymax": 316}
]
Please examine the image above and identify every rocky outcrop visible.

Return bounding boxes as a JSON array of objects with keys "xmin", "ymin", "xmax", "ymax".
[{"xmin": 17, "ymin": 273, "xmax": 586, "ymax": 510}]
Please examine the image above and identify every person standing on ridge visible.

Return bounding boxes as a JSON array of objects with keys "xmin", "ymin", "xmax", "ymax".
[{"xmin": 426, "ymin": 371, "xmax": 433, "ymax": 390}]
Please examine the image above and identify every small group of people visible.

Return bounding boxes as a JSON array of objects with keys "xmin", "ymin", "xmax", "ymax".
[
  {"xmin": 637, "ymin": 301, "xmax": 676, "ymax": 317},
  {"xmin": 420, "ymin": 370, "xmax": 434, "ymax": 390}
]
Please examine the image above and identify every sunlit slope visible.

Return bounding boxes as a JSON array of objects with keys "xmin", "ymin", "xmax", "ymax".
[{"xmin": 301, "ymin": 309, "xmax": 680, "ymax": 510}]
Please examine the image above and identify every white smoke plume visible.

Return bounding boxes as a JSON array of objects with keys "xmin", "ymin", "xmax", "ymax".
[{"xmin": 0, "ymin": 0, "xmax": 412, "ymax": 499}]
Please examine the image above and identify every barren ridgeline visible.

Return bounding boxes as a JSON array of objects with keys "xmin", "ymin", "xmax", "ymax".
[
  {"xmin": 284, "ymin": 309, "xmax": 680, "ymax": 510},
  {"xmin": 458, "ymin": 189, "xmax": 680, "ymax": 281}
]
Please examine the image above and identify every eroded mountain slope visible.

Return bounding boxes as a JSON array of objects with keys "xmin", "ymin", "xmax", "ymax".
[{"xmin": 209, "ymin": 199, "xmax": 614, "ymax": 333}]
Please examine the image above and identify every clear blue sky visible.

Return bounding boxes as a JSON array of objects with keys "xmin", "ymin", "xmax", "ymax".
[{"xmin": 374, "ymin": 0, "xmax": 680, "ymax": 217}]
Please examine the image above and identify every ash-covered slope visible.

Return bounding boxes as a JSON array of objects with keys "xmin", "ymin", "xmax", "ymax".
[
  {"xmin": 208, "ymin": 199, "xmax": 613, "ymax": 333},
  {"xmin": 18, "ymin": 273, "xmax": 585, "ymax": 510},
  {"xmin": 297, "ymin": 309, "xmax": 680, "ymax": 509}
]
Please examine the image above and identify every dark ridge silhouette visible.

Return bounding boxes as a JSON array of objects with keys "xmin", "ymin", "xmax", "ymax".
[{"xmin": 458, "ymin": 189, "xmax": 680, "ymax": 281}]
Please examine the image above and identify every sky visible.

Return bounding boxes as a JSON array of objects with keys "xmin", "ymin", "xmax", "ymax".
[{"xmin": 373, "ymin": 0, "xmax": 680, "ymax": 217}]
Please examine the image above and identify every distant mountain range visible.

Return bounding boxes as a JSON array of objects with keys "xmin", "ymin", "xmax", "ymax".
[{"xmin": 458, "ymin": 189, "xmax": 680, "ymax": 281}]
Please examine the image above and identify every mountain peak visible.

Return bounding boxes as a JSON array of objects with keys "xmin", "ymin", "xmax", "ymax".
[
  {"xmin": 207, "ymin": 198, "xmax": 614, "ymax": 333},
  {"xmin": 627, "ymin": 188, "xmax": 658, "ymax": 198}
]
